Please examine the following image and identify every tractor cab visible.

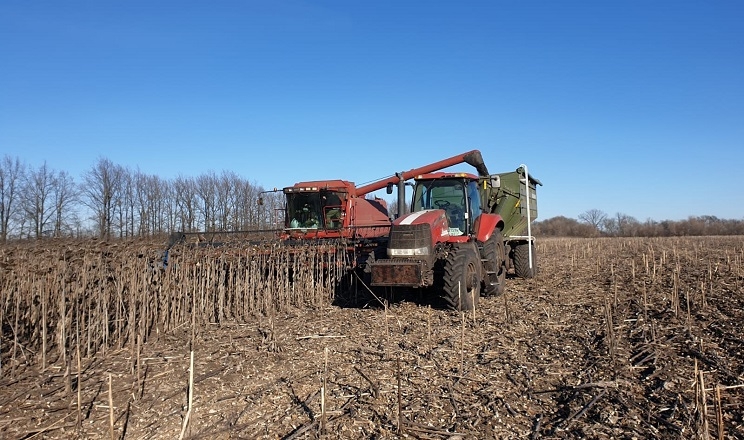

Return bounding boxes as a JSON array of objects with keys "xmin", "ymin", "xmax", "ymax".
[{"xmin": 412, "ymin": 172, "xmax": 481, "ymax": 237}]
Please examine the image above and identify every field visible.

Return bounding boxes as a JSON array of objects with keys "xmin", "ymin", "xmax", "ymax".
[{"xmin": 0, "ymin": 236, "xmax": 743, "ymax": 439}]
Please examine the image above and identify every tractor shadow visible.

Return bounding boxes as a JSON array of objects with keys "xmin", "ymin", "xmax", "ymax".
[
  {"xmin": 332, "ymin": 269, "xmax": 526, "ymax": 311},
  {"xmin": 331, "ymin": 270, "xmax": 455, "ymax": 311}
]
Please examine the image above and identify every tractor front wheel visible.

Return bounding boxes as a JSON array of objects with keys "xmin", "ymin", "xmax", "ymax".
[
  {"xmin": 482, "ymin": 231, "xmax": 506, "ymax": 296},
  {"xmin": 442, "ymin": 247, "xmax": 481, "ymax": 311}
]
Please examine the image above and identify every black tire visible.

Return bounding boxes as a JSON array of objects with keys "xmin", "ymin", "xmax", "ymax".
[
  {"xmin": 442, "ymin": 246, "xmax": 481, "ymax": 311},
  {"xmin": 481, "ymin": 231, "xmax": 506, "ymax": 296},
  {"xmin": 513, "ymin": 242, "xmax": 538, "ymax": 278}
]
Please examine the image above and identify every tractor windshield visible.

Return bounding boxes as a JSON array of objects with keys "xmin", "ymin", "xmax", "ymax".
[{"xmin": 413, "ymin": 179, "xmax": 469, "ymax": 236}]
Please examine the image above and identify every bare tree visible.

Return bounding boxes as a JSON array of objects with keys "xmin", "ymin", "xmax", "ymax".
[
  {"xmin": 52, "ymin": 170, "xmax": 78, "ymax": 237},
  {"xmin": 533, "ymin": 215, "xmax": 596, "ymax": 237},
  {"xmin": 243, "ymin": 180, "xmax": 261, "ymax": 229},
  {"xmin": 0, "ymin": 156, "xmax": 24, "ymax": 241},
  {"xmin": 119, "ymin": 169, "xmax": 135, "ymax": 237},
  {"xmin": 195, "ymin": 172, "xmax": 217, "ymax": 231},
  {"xmin": 616, "ymin": 212, "xmax": 639, "ymax": 236},
  {"xmin": 601, "ymin": 212, "xmax": 639, "ymax": 236},
  {"xmin": 251, "ymin": 186, "xmax": 283, "ymax": 230},
  {"xmin": 232, "ymin": 178, "xmax": 250, "ymax": 229},
  {"xmin": 173, "ymin": 175, "xmax": 198, "ymax": 232},
  {"xmin": 156, "ymin": 176, "xmax": 173, "ymax": 234},
  {"xmin": 82, "ymin": 157, "xmax": 124, "ymax": 239},
  {"xmin": 578, "ymin": 209, "xmax": 607, "ymax": 233},
  {"xmin": 20, "ymin": 162, "xmax": 57, "ymax": 238},
  {"xmin": 215, "ymin": 170, "xmax": 237, "ymax": 230},
  {"xmin": 138, "ymin": 173, "xmax": 171, "ymax": 235}
]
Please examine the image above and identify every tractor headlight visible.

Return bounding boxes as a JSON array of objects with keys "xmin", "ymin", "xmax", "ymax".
[{"xmin": 388, "ymin": 246, "xmax": 430, "ymax": 257}]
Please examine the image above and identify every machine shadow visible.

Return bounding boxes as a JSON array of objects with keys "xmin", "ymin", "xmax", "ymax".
[{"xmin": 331, "ymin": 270, "xmax": 452, "ymax": 311}]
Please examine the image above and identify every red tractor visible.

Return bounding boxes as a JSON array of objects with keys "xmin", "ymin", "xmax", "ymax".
[{"xmin": 368, "ymin": 157, "xmax": 541, "ymax": 311}]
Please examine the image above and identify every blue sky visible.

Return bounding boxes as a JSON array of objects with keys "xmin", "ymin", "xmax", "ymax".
[{"xmin": 1, "ymin": 1, "xmax": 742, "ymax": 221}]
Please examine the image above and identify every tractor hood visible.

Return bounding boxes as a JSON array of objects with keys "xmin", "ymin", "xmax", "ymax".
[
  {"xmin": 393, "ymin": 209, "xmax": 451, "ymax": 241},
  {"xmin": 394, "ymin": 209, "xmax": 446, "ymax": 227}
]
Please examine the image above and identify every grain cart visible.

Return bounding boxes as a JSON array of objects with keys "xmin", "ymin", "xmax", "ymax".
[
  {"xmin": 368, "ymin": 161, "xmax": 541, "ymax": 311},
  {"xmin": 492, "ymin": 167, "xmax": 541, "ymax": 278}
]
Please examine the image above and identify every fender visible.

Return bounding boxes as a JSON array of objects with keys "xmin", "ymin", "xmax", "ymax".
[{"xmin": 472, "ymin": 213, "xmax": 503, "ymax": 242}]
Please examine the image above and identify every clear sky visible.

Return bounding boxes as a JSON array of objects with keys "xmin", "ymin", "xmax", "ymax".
[{"xmin": 1, "ymin": 1, "xmax": 742, "ymax": 222}]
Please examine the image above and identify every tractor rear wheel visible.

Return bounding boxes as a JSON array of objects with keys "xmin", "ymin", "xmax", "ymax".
[
  {"xmin": 513, "ymin": 242, "xmax": 538, "ymax": 278},
  {"xmin": 442, "ymin": 247, "xmax": 481, "ymax": 311},
  {"xmin": 482, "ymin": 231, "xmax": 506, "ymax": 296}
]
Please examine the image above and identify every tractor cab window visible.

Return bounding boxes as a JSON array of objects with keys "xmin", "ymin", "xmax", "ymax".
[
  {"xmin": 467, "ymin": 180, "xmax": 482, "ymax": 224},
  {"xmin": 320, "ymin": 190, "xmax": 345, "ymax": 229},
  {"xmin": 413, "ymin": 179, "xmax": 468, "ymax": 236},
  {"xmin": 287, "ymin": 192, "xmax": 321, "ymax": 229}
]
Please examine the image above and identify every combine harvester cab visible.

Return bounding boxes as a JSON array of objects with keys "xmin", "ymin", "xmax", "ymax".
[
  {"xmin": 281, "ymin": 179, "xmax": 391, "ymax": 241},
  {"xmin": 369, "ymin": 158, "xmax": 542, "ymax": 311}
]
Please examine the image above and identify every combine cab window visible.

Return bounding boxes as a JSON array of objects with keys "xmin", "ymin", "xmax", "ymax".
[
  {"xmin": 287, "ymin": 193, "xmax": 321, "ymax": 229},
  {"xmin": 286, "ymin": 190, "xmax": 346, "ymax": 230},
  {"xmin": 320, "ymin": 191, "xmax": 345, "ymax": 229},
  {"xmin": 413, "ymin": 180, "xmax": 468, "ymax": 235}
]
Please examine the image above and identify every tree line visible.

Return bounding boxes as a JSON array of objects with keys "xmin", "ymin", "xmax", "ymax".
[
  {"xmin": 535, "ymin": 209, "xmax": 744, "ymax": 237},
  {"xmin": 3, "ymin": 154, "xmax": 742, "ymax": 241},
  {"xmin": 0, "ymin": 155, "xmax": 282, "ymax": 241}
]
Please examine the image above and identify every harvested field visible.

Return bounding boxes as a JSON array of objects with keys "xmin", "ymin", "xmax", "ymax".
[{"xmin": 1, "ymin": 236, "xmax": 743, "ymax": 439}]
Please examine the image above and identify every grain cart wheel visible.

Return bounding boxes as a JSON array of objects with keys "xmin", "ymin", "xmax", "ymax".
[
  {"xmin": 442, "ymin": 247, "xmax": 481, "ymax": 311},
  {"xmin": 481, "ymin": 230, "xmax": 506, "ymax": 296},
  {"xmin": 513, "ymin": 241, "xmax": 538, "ymax": 278}
]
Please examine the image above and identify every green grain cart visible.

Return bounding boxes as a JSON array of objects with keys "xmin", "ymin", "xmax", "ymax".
[{"xmin": 485, "ymin": 165, "xmax": 542, "ymax": 278}]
